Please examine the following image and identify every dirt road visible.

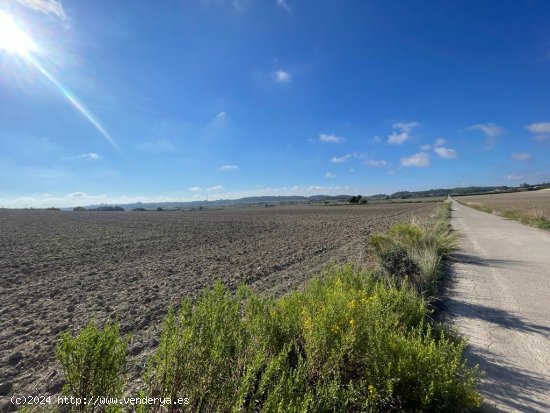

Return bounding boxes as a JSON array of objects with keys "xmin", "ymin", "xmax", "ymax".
[{"xmin": 446, "ymin": 200, "xmax": 550, "ymax": 412}]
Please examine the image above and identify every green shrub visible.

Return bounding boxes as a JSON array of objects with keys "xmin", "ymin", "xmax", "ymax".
[
  {"xmin": 370, "ymin": 203, "xmax": 458, "ymax": 295},
  {"xmin": 144, "ymin": 267, "xmax": 480, "ymax": 412},
  {"xmin": 56, "ymin": 320, "xmax": 128, "ymax": 412}
]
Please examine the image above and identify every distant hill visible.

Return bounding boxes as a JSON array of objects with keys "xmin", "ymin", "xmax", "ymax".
[
  {"xmin": 60, "ymin": 183, "xmax": 550, "ymax": 211},
  {"xmin": 63, "ymin": 195, "xmax": 352, "ymax": 211},
  {"xmin": 387, "ymin": 182, "xmax": 550, "ymax": 199}
]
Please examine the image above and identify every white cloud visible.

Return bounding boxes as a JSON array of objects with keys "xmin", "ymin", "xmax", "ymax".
[
  {"xmin": 467, "ymin": 123, "xmax": 505, "ymax": 149},
  {"xmin": 525, "ymin": 122, "xmax": 550, "ymax": 134},
  {"xmin": 394, "ymin": 121, "xmax": 420, "ymax": 133},
  {"xmin": 388, "ymin": 132, "xmax": 408, "ymax": 145},
  {"xmin": 76, "ymin": 152, "xmax": 101, "ymax": 160},
  {"xmin": 14, "ymin": 0, "xmax": 67, "ymax": 22},
  {"xmin": 526, "ymin": 122, "xmax": 550, "ymax": 141},
  {"xmin": 331, "ymin": 154, "xmax": 352, "ymax": 163},
  {"xmin": 325, "ymin": 172, "xmax": 335, "ymax": 178},
  {"xmin": 206, "ymin": 185, "xmax": 223, "ymax": 191},
  {"xmin": 434, "ymin": 138, "xmax": 446, "ymax": 146},
  {"xmin": 388, "ymin": 121, "xmax": 420, "ymax": 145},
  {"xmin": 67, "ymin": 191, "xmax": 87, "ymax": 198},
  {"xmin": 276, "ymin": 0, "xmax": 291, "ymax": 12},
  {"xmin": 273, "ymin": 70, "xmax": 291, "ymax": 83},
  {"xmin": 364, "ymin": 159, "xmax": 387, "ymax": 167},
  {"xmin": 506, "ymin": 174, "xmax": 525, "ymax": 180},
  {"xmin": 188, "ymin": 186, "xmax": 202, "ymax": 192},
  {"xmin": 207, "ymin": 111, "xmax": 228, "ymax": 129},
  {"xmin": 420, "ymin": 144, "xmax": 432, "ymax": 151},
  {"xmin": 220, "ymin": 164, "xmax": 239, "ymax": 171},
  {"xmin": 319, "ymin": 133, "xmax": 345, "ymax": 143},
  {"xmin": 468, "ymin": 123, "xmax": 505, "ymax": 137},
  {"xmin": 400, "ymin": 152, "xmax": 430, "ymax": 167},
  {"xmin": 512, "ymin": 153, "xmax": 532, "ymax": 161},
  {"xmin": 434, "ymin": 146, "xmax": 458, "ymax": 159}
]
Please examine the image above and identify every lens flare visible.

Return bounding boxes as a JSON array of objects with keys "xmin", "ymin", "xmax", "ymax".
[
  {"xmin": 0, "ymin": 10, "xmax": 119, "ymax": 152},
  {"xmin": 0, "ymin": 11, "xmax": 36, "ymax": 56}
]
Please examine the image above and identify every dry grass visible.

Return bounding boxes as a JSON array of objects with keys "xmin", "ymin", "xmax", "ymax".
[{"xmin": 456, "ymin": 191, "xmax": 550, "ymax": 230}]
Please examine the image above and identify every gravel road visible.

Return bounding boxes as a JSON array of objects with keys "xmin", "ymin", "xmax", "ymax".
[{"xmin": 446, "ymin": 200, "xmax": 550, "ymax": 412}]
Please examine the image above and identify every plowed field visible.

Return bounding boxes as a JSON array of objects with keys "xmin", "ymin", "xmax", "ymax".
[{"xmin": 0, "ymin": 202, "xmax": 437, "ymax": 402}]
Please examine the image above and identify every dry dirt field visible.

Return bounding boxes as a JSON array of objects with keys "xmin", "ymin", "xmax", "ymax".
[
  {"xmin": 455, "ymin": 190, "xmax": 550, "ymax": 223},
  {"xmin": 455, "ymin": 189, "xmax": 550, "ymax": 213},
  {"xmin": 0, "ymin": 202, "xmax": 437, "ymax": 402}
]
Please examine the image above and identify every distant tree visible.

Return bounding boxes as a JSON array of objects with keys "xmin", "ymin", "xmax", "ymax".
[
  {"xmin": 92, "ymin": 205, "xmax": 124, "ymax": 211},
  {"xmin": 156, "ymin": 207, "xmax": 164, "ymax": 211},
  {"xmin": 358, "ymin": 197, "xmax": 367, "ymax": 205},
  {"xmin": 133, "ymin": 207, "xmax": 147, "ymax": 211},
  {"xmin": 73, "ymin": 206, "xmax": 86, "ymax": 211}
]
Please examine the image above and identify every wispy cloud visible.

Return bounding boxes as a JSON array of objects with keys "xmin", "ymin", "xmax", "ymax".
[
  {"xmin": 76, "ymin": 152, "xmax": 101, "ymax": 160},
  {"xmin": 272, "ymin": 70, "xmax": 291, "ymax": 83},
  {"xmin": 364, "ymin": 159, "xmax": 387, "ymax": 167},
  {"xmin": 276, "ymin": 0, "xmax": 291, "ymax": 12},
  {"xmin": 434, "ymin": 146, "xmax": 457, "ymax": 159},
  {"xmin": 434, "ymin": 138, "xmax": 446, "ymax": 146},
  {"xmin": 206, "ymin": 111, "xmax": 228, "ymax": 130},
  {"xmin": 401, "ymin": 152, "xmax": 429, "ymax": 167},
  {"xmin": 467, "ymin": 123, "xmax": 505, "ymax": 149},
  {"xmin": 188, "ymin": 186, "xmax": 202, "ymax": 192},
  {"xmin": 325, "ymin": 172, "xmax": 335, "ymax": 178},
  {"xmin": 525, "ymin": 122, "xmax": 550, "ymax": 141},
  {"xmin": 468, "ymin": 123, "xmax": 505, "ymax": 137},
  {"xmin": 67, "ymin": 191, "xmax": 89, "ymax": 198},
  {"xmin": 388, "ymin": 121, "xmax": 420, "ymax": 145},
  {"xmin": 220, "ymin": 164, "xmax": 239, "ymax": 171},
  {"xmin": 420, "ymin": 144, "xmax": 432, "ymax": 151},
  {"xmin": 206, "ymin": 185, "xmax": 223, "ymax": 191},
  {"xmin": 319, "ymin": 133, "xmax": 345, "ymax": 143},
  {"xmin": 14, "ymin": 0, "xmax": 67, "ymax": 22},
  {"xmin": 512, "ymin": 152, "xmax": 532, "ymax": 161},
  {"xmin": 331, "ymin": 154, "xmax": 352, "ymax": 163}
]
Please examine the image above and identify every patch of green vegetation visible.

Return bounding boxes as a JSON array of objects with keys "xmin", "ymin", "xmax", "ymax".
[
  {"xmin": 349, "ymin": 195, "xmax": 367, "ymax": 204},
  {"xmin": 370, "ymin": 202, "xmax": 458, "ymax": 296},
  {"xmin": 145, "ymin": 266, "xmax": 479, "ymax": 412},
  {"xmin": 56, "ymin": 320, "xmax": 128, "ymax": 413},
  {"xmin": 502, "ymin": 208, "xmax": 550, "ymax": 231}
]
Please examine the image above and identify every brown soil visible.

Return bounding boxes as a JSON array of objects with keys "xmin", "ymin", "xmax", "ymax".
[{"xmin": 0, "ymin": 202, "xmax": 436, "ymax": 403}]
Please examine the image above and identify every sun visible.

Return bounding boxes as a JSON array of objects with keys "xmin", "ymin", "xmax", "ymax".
[{"xmin": 0, "ymin": 11, "xmax": 37, "ymax": 57}]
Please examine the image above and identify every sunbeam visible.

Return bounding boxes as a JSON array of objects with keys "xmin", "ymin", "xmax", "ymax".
[
  {"xmin": 28, "ymin": 56, "xmax": 120, "ymax": 152},
  {"xmin": 0, "ymin": 10, "xmax": 119, "ymax": 152}
]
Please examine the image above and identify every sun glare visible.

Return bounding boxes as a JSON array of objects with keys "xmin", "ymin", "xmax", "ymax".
[{"xmin": 0, "ymin": 11, "xmax": 37, "ymax": 57}]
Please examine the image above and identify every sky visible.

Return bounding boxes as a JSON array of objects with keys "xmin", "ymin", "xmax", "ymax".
[{"xmin": 0, "ymin": 0, "xmax": 549, "ymax": 208}]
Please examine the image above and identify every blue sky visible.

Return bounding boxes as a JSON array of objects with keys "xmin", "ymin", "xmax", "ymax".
[{"xmin": 1, "ymin": 0, "xmax": 549, "ymax": 207}]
